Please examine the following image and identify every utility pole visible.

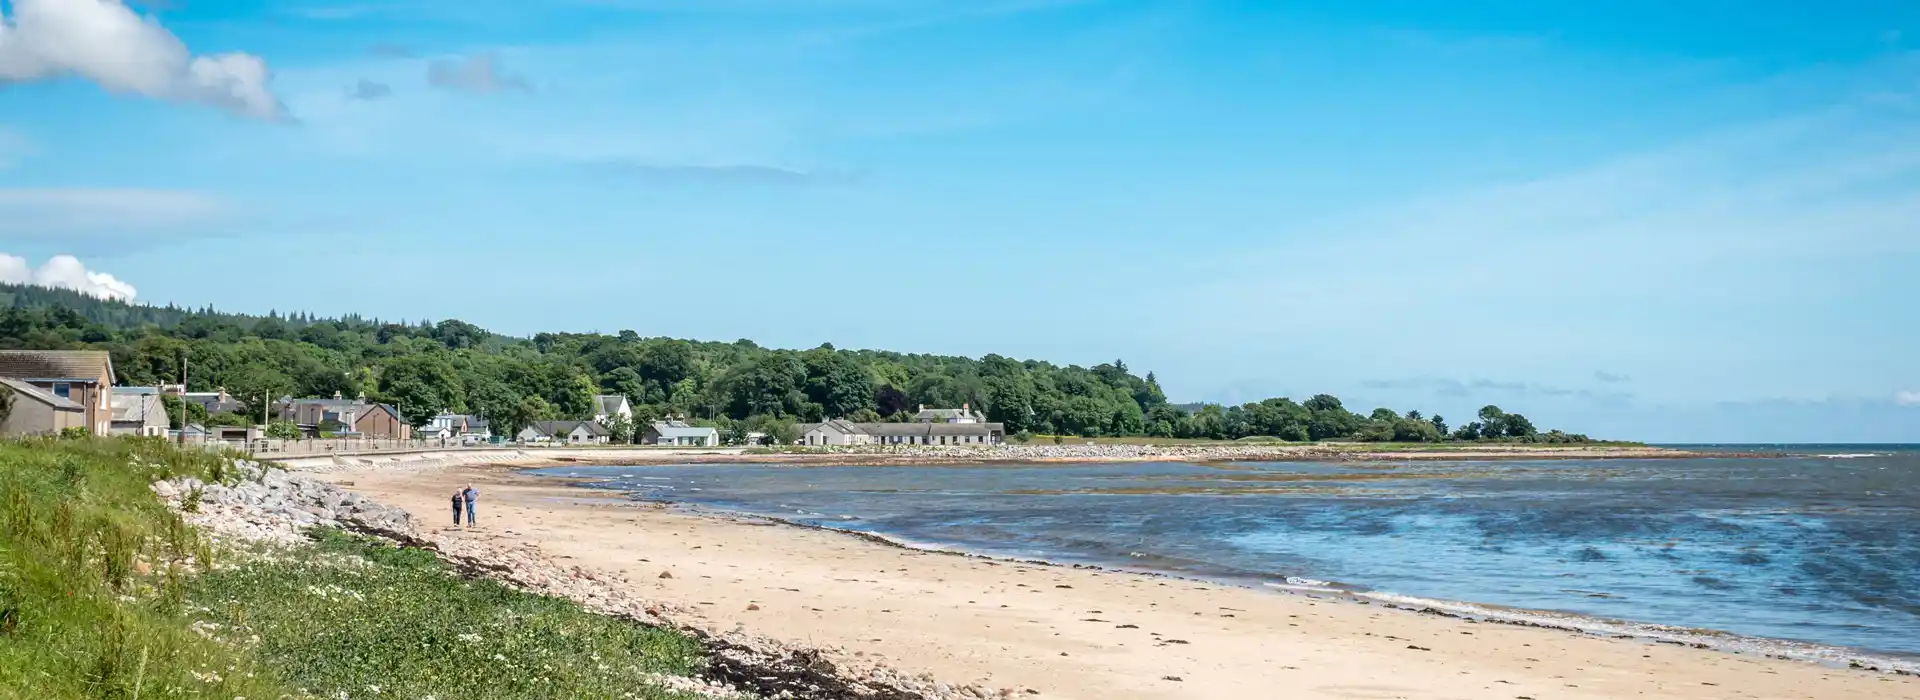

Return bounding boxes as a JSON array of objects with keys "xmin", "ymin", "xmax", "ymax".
[{"xmin": 176, "ymin": 349, "xmax": 187, "ymax": 446}]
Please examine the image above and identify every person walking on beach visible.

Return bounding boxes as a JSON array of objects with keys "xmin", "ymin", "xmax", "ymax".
[
  {"xmin": 462, "ymin": 484, "xmax": 478, "ymax": 526},
  {"xmin": 450, "ymin": 490, "xmax": 464, "ymax": 527}
]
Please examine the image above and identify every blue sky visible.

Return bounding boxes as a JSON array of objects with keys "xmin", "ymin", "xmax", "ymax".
[{"xmin": 2, "ymin": 0, "xmax": 1917, "ymax": 442}]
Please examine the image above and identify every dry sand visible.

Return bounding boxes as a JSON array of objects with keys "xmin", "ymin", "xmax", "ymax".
[{"xmin": 318, "ymin": 462, "xmax": 1917, "ymax": 700}]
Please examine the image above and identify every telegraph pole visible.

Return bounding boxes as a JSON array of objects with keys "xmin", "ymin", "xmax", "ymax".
[{"xmin": 176, "ymin": 349, "xmax": 187, "ymax": 446}]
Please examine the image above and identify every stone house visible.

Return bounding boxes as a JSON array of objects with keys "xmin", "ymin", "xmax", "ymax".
[
  {"xmin": 276, "ymin": 394, "xmax": 410, "ymax": 439},
  {"xmin": 110, "ymin": 387, "xmax": 171, "ymax": 437},
  {"xmin": 640, "ymin": 420, "xmax": 719, "ymax": 446},
  {"xmin": 0, "ymin": 377, "xmax": 87, "ymax": 436},
  {"xmin": 0, "ymin": 350, "xmax": 115, "ymax": 435},
  {"xmin": 518, "ymin": 420, "xmax": 610, "ymax": 444}
]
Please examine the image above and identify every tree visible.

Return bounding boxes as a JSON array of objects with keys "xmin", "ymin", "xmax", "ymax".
[
  {"xmin": 265, "ymin": 420, "xmax": 302, "ymax": 440},
  {"xmin": 873, "ymin": 384, "xmax": 912, "ymax": 417},
  {"xmin": 0, "ymin": 382, "xmax": 12, "ymax": 426},
  {"xmin": 597, "ymin": 412, "xmax": 635, "ymax": 444},
  {"xmin": 1429, "ymin": 414, "xmax": 1448, "ymax": 436}
]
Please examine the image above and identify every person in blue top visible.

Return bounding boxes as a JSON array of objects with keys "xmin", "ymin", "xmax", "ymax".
[
  {"xmin": 462, "ymin": 485, "xmax": 478, "ymax": 526},
  {"xmin": 450, "ymin": 490, "xmax": 463, "ymax": 526}
]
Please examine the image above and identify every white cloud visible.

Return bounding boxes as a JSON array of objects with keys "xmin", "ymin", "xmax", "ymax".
[
  {"xmin": 0, "ymin": 0, "xmax": 284, "ymax": 119},
  {"xmin": 1898, "ymin": 390, "xmax": 1920, "ymax": 406},
  {"xmin": 0, "ymin": 188, "xmax": 225, "ymax": 238},
  {"xmin": 0, "ymin": 253, "xmax": 137, "ymax": 301}
]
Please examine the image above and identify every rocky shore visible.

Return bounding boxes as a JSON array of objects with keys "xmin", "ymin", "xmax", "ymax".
[{"xmin": 152, "ymin": 459, "xmax": 1015, "ymax": 700}]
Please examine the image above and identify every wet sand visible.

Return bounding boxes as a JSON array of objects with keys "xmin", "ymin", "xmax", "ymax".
[{"xmin": 317, "ymin": 462, "xmax": 1916, "ymax": 700}]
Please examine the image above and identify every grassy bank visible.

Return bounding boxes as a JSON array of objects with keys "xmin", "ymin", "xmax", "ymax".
[{"xmin": 0, "ymin": 438, "xmax": 716, "ymax": 700}]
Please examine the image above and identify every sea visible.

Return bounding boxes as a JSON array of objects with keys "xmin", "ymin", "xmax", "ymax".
[{"xmin": 529, "ymin": 445, "xmax": 1920, "ymax": 666}]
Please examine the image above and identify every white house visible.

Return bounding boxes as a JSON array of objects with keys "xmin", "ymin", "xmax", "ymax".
[
  {"xmin": 592, "ymin": 395, "xmax": 633, "ymax": 423},
  {"xmin": 640, "ymin": 420, "xmax": 719, "ymax": 447},
  {"xmin": 421, "ymin": 413, "xmax": 492, "ymax": 443},
  {"xmin": 798, "ymin": 413, "xmax": 1004, "ymax": 446},
  {"xmin": 109, "ymin": 387, "xmax": 170, "ymax": 437},
  {"xmin": 518, "ymin": 420, "xmax": 610, "ymax": 444}
]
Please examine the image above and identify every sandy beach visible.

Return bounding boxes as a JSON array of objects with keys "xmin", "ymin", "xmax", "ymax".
[{"xmin": 309, "ymin": 457, "xmax": 1917, "ymax": 700}]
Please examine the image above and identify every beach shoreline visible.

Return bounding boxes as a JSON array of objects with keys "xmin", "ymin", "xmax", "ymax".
[
  {"xmin": 309, "ymin": 458, "xmax": 1916, "ymax": 700},
  {"xmin": 274, "ymin": 442, "xmax": 1767, "ymax": 474}
]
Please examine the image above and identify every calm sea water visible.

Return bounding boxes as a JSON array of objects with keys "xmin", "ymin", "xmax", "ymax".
[{"xmin": 532, "ymin": 446, "xmax": 1920, "ymax": 658}]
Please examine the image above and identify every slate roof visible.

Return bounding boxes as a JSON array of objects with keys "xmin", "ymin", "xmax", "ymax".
[
  {"xmin": 0, "ymin": 350, "xmax": 113, "ymax": 382},
  {"xmin": 0, "ymin": 377, "xmax": 83, "ymax": 411},
  {"xmin": 110, "ymin": 388, "xmax": 165, "ymax": 422},
  {"xmin": 648, "ymin": 421, "xmax": 717, "ymax": 438},
  {"xmin": 813, "ymin": 421, "xmax": 1006, "ymax": 438},
  {"xmin": 594, "ymin": 395, "xmax": 629, "ymax": 415},
  {"xmin": 527, "ymin": 420, "xmax": 609, "ymax": 437}
]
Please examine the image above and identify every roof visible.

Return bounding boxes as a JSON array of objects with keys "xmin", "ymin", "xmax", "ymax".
[
  {"xmin": 649, "ymin": 421, "xmax": 717, "ymax": 438},
  {"xmin": 0, "ymin": 377, "xmax": 84, "ymax": 411},
  {"xmin": 815, "ymin": 421, "xmax": 1006, "ymax": 437},
  {"xmin": 0, "ymin": 350, "xmax": 113, "ymax": 382},
  {"xmin": 110, "ymin": 389, "xmax": 164, "ymax": 422},
  {"xmin": 594, "ymin": 395, "xmax": 629, "ymax": 415},
  {"xmin": 801, "ymin": 419, "xmax": 860, "ymax": 435},
  {"xmin": 527, "ymin": 420, "xmax": 609, "ymax": 436}
]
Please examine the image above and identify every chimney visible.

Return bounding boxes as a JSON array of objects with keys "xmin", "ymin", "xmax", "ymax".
[
  {"xmin": 333, "ymin": 390, "xmax": 343, "ymax": 400},
  {"xmin": 918, "ymin": 404, "xmax": 925, "ymax": 412}
]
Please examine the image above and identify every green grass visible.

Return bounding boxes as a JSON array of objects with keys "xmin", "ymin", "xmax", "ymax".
[
  {"xmin": 187, "ymin": 529, "xmax": 709, "ymax": 699},
  {"xmin": 0, "ymin": 436, "xmax": 282, "ymax": 700},
  {"xmin": 0, "ymin": 437, "xmax": 717, "ymax": 700}
]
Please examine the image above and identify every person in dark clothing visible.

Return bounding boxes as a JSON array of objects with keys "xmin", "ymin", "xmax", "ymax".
[
  {"xmin": 462, "ymin": 485, "xmax": 478, "ymax": 526},
  {"xmin": 451, "ymin": 491, "xmax": 464, "ymax": 526}
]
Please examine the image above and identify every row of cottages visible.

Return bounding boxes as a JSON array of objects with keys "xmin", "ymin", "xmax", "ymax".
[
  {"xmin": 0, "ymin": 350, "xmax": 115, "ymax": 436},
  {"xmin": 518, "ymin": 420, "xmax": 610, "ymax": 444},
  {"xmin": 275, "ymin": 393, "xmax": 411, "ymax": 439},
  {"xmin": 800, "ymin": 405, "xmax": 1005, "ymax": 446},
  {"xmin": 641, "ymin": 420, "xmax": 719, "ymax": 446}
]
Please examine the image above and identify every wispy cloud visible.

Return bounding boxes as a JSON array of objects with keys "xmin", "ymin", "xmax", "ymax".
[
  {"xmin": 347, "ymin": 79, "xmax": 392, "ymax": 101},
  {"xmin": 1898, "ymin": 390, "xmax": 1920, "ymax": 406},
  {"xmin": 582, "ymin": 161, "xmax": 858, "ymax": 186},
  {"xmin": 0, "ymin": 188, "xmax": 225, "ymax": 239},
  {"xmin": 0, "ymin": 0, "xmax": 285, "ymax": 119},
  {"xmin": 1594, "ymin": 371, "xmax": 1632, "ymax": 383},
  {"xmin": 427, "ymin": 54, "xmax": 532, "ymax": 94},
  {"xmin": 0, "ymin": 253, "xmax": 137, "ymax": 301}
]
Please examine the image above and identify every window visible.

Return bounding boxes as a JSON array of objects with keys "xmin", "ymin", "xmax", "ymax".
[{"xmin": 52, "ymin": 383, "xmax": 71, "ymax": 399}]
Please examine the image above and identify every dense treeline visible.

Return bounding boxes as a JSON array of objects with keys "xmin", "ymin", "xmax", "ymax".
[{"xmin": 0, "ymin": 283, "xmax": 1595, "ymax": 443}]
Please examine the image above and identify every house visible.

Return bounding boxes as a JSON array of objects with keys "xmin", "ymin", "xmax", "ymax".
[
  {"xmin": 592, "ymin": 395, "xmax": 633, "ymax": 423},
  {"xmin": 0, "ymin": 350, "xmax": 115, "ymax": 435},
  {"xmin": 518, "ymin": 420, "xmax": 610, "ymax": 445},
  {"xmin": 798, "ymin": 417, "xmax": 1004, "ymax": 446},
  {"xmin": 177, "ymin": 388, "xmax": 247, "ymax": 416},
  {"xmin": 0, "ymin": 377, "xmax": 88, "ymax": 436},
  {"xmin": 911, "ymin": 403, "xmax": 987, "ymax": 424},
  {"xmin": 800, "ymin": 419, "xmax": 874, "ymax": 446},
  {"xmin": 640, "ymin": 420, "xmax": 719, "ymax": 447},
  {"xmin": 110, "ymin": 387, "xmax": 171, "ymax": 437},
  {"xmin": 276, "ymin": 393, "xmax": 410, "ymax": 439},
  {"xmin": 420, "ymin": 413, "xmax": 491, "ymax": 442}
]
